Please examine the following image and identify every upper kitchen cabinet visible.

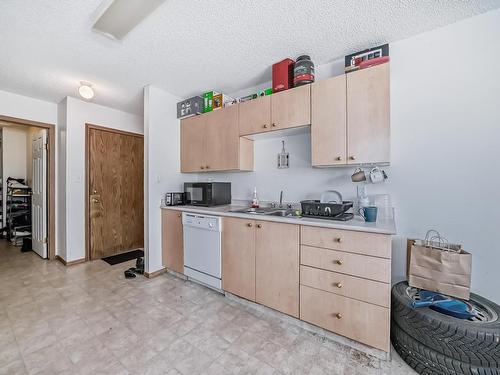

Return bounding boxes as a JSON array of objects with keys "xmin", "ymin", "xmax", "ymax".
[
  {"xmin": 239, "ymin": 95, "xmax": 271, "ymax": 136},
  {"xmin": 181, "ymin": 105, "xmax": 254, "ymax": 173},
  {"xmin": 311, "ymin": 75, "xmax": 347, "ymax": 166},
  {"xmin": 346, "ymin": 63, "xmax": 390, "ymax": 164},
  {"xmin": 180, "ymin": 114, "xmax": 205, "ymax": 172},
  {"xmin": 271, "ymin": 84, "xmax": 311, "ymax": 131}
]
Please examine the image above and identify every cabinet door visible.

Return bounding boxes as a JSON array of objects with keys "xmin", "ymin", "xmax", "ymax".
[
  {"xmin": 238, "ymin": 95, "xmax": 271, "ymax": 135},
  {"xmin": 347, "ymin": 63, "xmax": 390, "ymax": 164},
  {"xmin": 205, "ymin": 105, "xmax": 239, "ymax": 171},
  {"xmin": 222, "ymin": 217, "xmax": 256, "ymax": 301},
  {"xmin": 161, "ymin": 209, "xmax": 183, "ymax": 274},
  {"xmin": 271, "ymin": 85, "xmax": 311, "ymax": 131},
  {"xmin": 311, "ymin": 75, "xmax": 347, "ymax": 166},
  {"xmin": 180, "ymin": 115, "xmax": 205, "ymax": 172},
  {"xmin": 255, "ymin": 221, "xmax": 299, "ymax": 317}
]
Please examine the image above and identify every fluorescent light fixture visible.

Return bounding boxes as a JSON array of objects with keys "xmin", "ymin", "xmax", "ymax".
[
  {"xmin": 92, "ymin": 0, "xmax": 167, "ymax": 40},
  {"xmin": 78, "ymin": 83, "xmax": 95, "ymax": 100}
]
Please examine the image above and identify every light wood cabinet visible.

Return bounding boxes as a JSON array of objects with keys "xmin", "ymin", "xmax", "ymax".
[
  {"xmin": 222, "ymin": 217, "xmax": 256, "ymax": 301},
  {"xmin": 181, "ymin": 106, "xmax": 253, "ymax": 172},
  {"xmin": 300, "ymin": 285, "xmax": 390, "ymax": 352},
  {"xmin": 346, "ymin": 63, "xmax": 390, "ymax": 164},
  {"xmin": 180, "ymin": 115, "xmax": 205, "ymax": 172},
  {"xmin": 271, "ymin": 85, "xmax": 311, "ymax": 131},
  {"xmin": 221, "ymin": 217, "xmax": 300, "ymax": 316},
  {"xmin": 311, "ymin": 75, "xmax": 347, "ymax": 166},
  {"xmin": 239, "ymin": 95, "xmax": 271, "ymax": 136},
  {"xmin": 161, "ymin": 209, "xmax": 183, "ymax": 274},
  {"xmin": 255, "ymin": 221, "xmax": 299, "ymax": 318}
]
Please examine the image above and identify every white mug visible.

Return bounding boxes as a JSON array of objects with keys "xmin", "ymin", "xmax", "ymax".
[{"xmin": 369, "ymin": 167, "xmax": 385, "ymax": 183}]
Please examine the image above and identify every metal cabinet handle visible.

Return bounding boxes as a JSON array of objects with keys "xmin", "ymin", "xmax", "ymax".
[
  {"xmin": 263, "ymin": 124, "xmax": 268, "ymax": 128},
  {"xmin": 200, "ymin": 166, "xmax": 205, "ymax": 169},
  {"xmin": 334, "ymin": 259, "xmax": 343, "ymax": 265},
  {"xmin": 334, "ymin": 237, "xmax": 343, "ymax": 243},
  {"xmin": 257, "ymin": 224, "xmax": 262, "ymax": 228},
  {"xmin": 178, "ymin": 213, "xmax": 182, "ymax": 218},
  {"xmin": 206, "ymin": 166, "xmax": 210, "ymax": 169},
  {"xmin": 247, "ymin": 223, "xmax": 253, "ymax": 227},
  {"xmin": 336, "ymin": 313, "xmax": 343, "ymax": 319},
  {"xmin": 335, "ymin": 156, "xmax": 342, "ymax": 161},
  {"xmin": 349, "ymin": 156, "xmax": 356, "ymax": 161},
  {"xmin": 335, "ymin": 282, "xmax": 342, "ymax": 288},
  {"xmin": 271, "ymin": 123, "xmax": 277, "ymax": 127}
]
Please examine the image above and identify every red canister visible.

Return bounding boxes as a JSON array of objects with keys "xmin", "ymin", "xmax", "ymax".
[{"xmin": 272, "ymin": 58, "xmax": 294, "ymax": 93}]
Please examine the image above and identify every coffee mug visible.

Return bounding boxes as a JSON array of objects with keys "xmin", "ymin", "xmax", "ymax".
[
  {"xmin": 358, "ymin": 206, "xmax": 378, "ymax": 222},
  {"xmin": 369, "ymin": 167, "xmax": 385, "ymax": 183},
  {"xmin": 351, "ymin": 168, "xmax": 367, "ymax": 182}
]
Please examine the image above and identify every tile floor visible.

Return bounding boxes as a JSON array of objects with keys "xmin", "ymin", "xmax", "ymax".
[{"xmin": 0, "ymin": 241, "xmax": 416, "ymax": 374}]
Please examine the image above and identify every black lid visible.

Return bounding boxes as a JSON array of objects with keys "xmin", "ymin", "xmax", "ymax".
[{"xmin": 296, "ymin": 55, "xmax": 311, "ymax": 61}]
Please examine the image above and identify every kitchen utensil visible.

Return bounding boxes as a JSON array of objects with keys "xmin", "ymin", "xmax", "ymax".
[
  {"xmin": 320, "ymin": 190, "xmax": 342, "ymax": 204},
  {"xmin": 358, "ymin": 206, "xmax": 378, "ymax": 222},
  {"xmin": 351, "ymin": 168, "xmax": 367, "ymax": 182},
  {"xmin": 277, "ymin": 140, "xmax": 289, "ymax": 169},
  {"xmin": 300, "ymin": 200, "xmax": 353, "ymax": 219}
]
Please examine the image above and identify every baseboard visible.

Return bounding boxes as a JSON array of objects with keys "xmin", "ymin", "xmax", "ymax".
[
  {"xmin": 56, "ymin": 255, "xmax": 86, "ymax": 266},
  {"xmin": 144, "ymin": 267, "xmax": 167, "ymax": 278}
]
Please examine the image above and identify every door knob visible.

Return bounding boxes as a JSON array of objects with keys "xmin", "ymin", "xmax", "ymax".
[{"xmin": 92, "ymin": 190, "xmax": 98, "ymax": 194}]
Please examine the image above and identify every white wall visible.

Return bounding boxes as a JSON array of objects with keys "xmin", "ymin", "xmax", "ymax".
[
  {"xmin": 60, "ymin": 97, "xmax": 143, "ymax": 261},
  {"xmin": 200, "ymin": 9, "xmax": 500, "ymax": 302},
  {"xmin": 0, "ymin": 90, "xmax": 57, "ymax": 125},
  {"xmin": 2, "ymin": 127, "xmax": 28, "ymax": 227},
  {"xmin": 144, "ymin": 86, "xmax": 186, "ymax": 273}
]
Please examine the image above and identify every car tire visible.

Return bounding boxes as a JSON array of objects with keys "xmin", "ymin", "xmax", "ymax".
[
  {"xmin": 391, "ymin": 281, "xmax": 500, "ymax": 368},
  {"xmin": 392, "ymin": 322, "xmax": 500, "ymax": 375}
]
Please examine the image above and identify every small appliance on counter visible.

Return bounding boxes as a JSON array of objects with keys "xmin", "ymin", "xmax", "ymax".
[
  {"xmin": 184, "ymin": 182, "xmax": 231, "ymax": 207},
  {"xmin": 165, "ymin": 192, "xmax": 186, "ymax": 206}
]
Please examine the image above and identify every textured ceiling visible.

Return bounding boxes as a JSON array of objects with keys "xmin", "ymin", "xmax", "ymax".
[{"xmin": 0, "ymin": 0, "xmax": 499, "ymax": 115}]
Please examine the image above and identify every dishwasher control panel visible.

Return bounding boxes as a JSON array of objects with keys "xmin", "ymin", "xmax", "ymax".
[{"xmin": 182, "ymin": 213, "xmax": 221, "ymax": 231}]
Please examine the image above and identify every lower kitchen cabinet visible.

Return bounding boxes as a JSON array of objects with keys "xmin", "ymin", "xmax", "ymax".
[
  {"xmin": 300, "ymin": 285, "xmax": 390, "ymax": 352},
  {"xmin": 255, "ymin": 221, "xmax": 300, "ymax": 318},
  {"xmin": 222, "ymin": 217, "xmax": 256, "ymax": 301},
  {"xmin": 161, "ymin": 209, "xmax": 184, "ymax": 274}
]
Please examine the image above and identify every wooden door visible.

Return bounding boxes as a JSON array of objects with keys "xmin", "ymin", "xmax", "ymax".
[
  {"xmin": 205, "ymin": 106, "xmax": 239, "ymax": 171},
  {"xmin": 238, "ymin": 95, "xmax": 271, "ymax": 135},
  {"xmin": 346, "ymin": 63, "xmax": 390, "ymax": 164},
  {"xmin": 88, "ymin": 127, "xmax": 144, "ymax": 260},
  {"xmin": 162, "ymin": 209, "xmax": 184, "ymax": 274},
  {"xmin": 271, "ymin": 85, "xmax": 311, "ymax": 131},
  {"xmin": 255, "ymin": 221, "xmax": 299, "ymax": 317},
  {"xmin": 222, "ymin": 217, "xmax": 256, "ymax": 301},
  {"xmin": 180, "ymin": 115, "xmax": 206, "ymax": 172},
  {"xmin": 311, "ymin": 75, "xmax": 347, "ymax": 166}
]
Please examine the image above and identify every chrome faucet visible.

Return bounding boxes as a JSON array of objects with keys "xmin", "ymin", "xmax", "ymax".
[{"xmin": 279, "ymin": 190, "xmax": 284, "ymax": 208}]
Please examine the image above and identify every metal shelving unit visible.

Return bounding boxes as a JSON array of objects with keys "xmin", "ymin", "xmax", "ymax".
[{"xmin": 6, "ymin": 178, "xmax": 31, "ymax": 246}]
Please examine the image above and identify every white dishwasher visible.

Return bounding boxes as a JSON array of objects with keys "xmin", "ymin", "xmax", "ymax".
[{"xmin": 182, "ymin": 212, "xmax": 222, "ymax": 290}]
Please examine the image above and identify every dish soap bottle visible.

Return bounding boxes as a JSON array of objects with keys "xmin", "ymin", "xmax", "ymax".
[{"xmin": 251, "ymin": 187, "xmax": 260, "ymax": 208}]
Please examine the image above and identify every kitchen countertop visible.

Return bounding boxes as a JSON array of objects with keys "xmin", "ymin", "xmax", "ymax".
[{"xmin": 161, "ymin": 205, "xmax": 396, "ymax": 235}]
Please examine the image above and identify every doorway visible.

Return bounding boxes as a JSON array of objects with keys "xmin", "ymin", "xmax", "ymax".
[
  {"xmin": 85, "ymin": 124, "xmax": 144, "ymax": 260},
  {"xmin": 0, "ymin": 115, "xmax": 55, "ymax": 260}
]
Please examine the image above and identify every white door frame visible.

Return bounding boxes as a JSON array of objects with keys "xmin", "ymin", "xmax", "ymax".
[{"xmin": 31, "ymin": 129, "xmax": 47, "ymax": 258}]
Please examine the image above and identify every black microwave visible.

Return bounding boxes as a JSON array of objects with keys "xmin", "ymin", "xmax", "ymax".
[{"xmin": 184, "ymin": 182, "xmax": 231, "ymax": 206}]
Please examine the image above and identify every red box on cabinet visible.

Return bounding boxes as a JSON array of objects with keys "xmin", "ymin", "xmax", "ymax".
[{"xmin": 272, "ymin": 58, "xmax": 294, "ymax": 93}]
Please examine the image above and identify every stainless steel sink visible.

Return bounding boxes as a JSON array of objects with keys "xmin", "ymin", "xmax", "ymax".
[
  {"xmin": 230, "ymin": 207, "xmax": 299, "ymax": 218},
  {"xmin": 265, "ymin": 210, "xmax": 298, "ymax": 217}
]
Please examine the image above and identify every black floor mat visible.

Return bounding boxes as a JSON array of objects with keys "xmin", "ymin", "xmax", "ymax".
[{"xmin": 102, "ymin": 249, "xmax": 144, "ymax": 265}]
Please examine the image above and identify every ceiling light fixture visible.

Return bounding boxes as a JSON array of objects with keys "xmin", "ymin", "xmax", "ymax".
[
  {"xmin": 92, "ymin": 0, "xmax": 167, "ymax": 41},
  {"xmin": 78, "ymin": 82, "xmax": 95, "ymax": 100}
]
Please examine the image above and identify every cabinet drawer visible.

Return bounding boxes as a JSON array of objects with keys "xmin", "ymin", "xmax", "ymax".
[
  {"xmin": 300, "ymin": 265, "xmax": 389, "ymax": 307},
  {"xmin": 300, "ymin": 226, "xmax": 391, "ymax": 259},
  {"xmin": 300, "ymin": 245, "xmax": 390, "ymax": 283},
  {"xmin": 300, "ymin": 285, "xmax": 390, "ymax": 352}
]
